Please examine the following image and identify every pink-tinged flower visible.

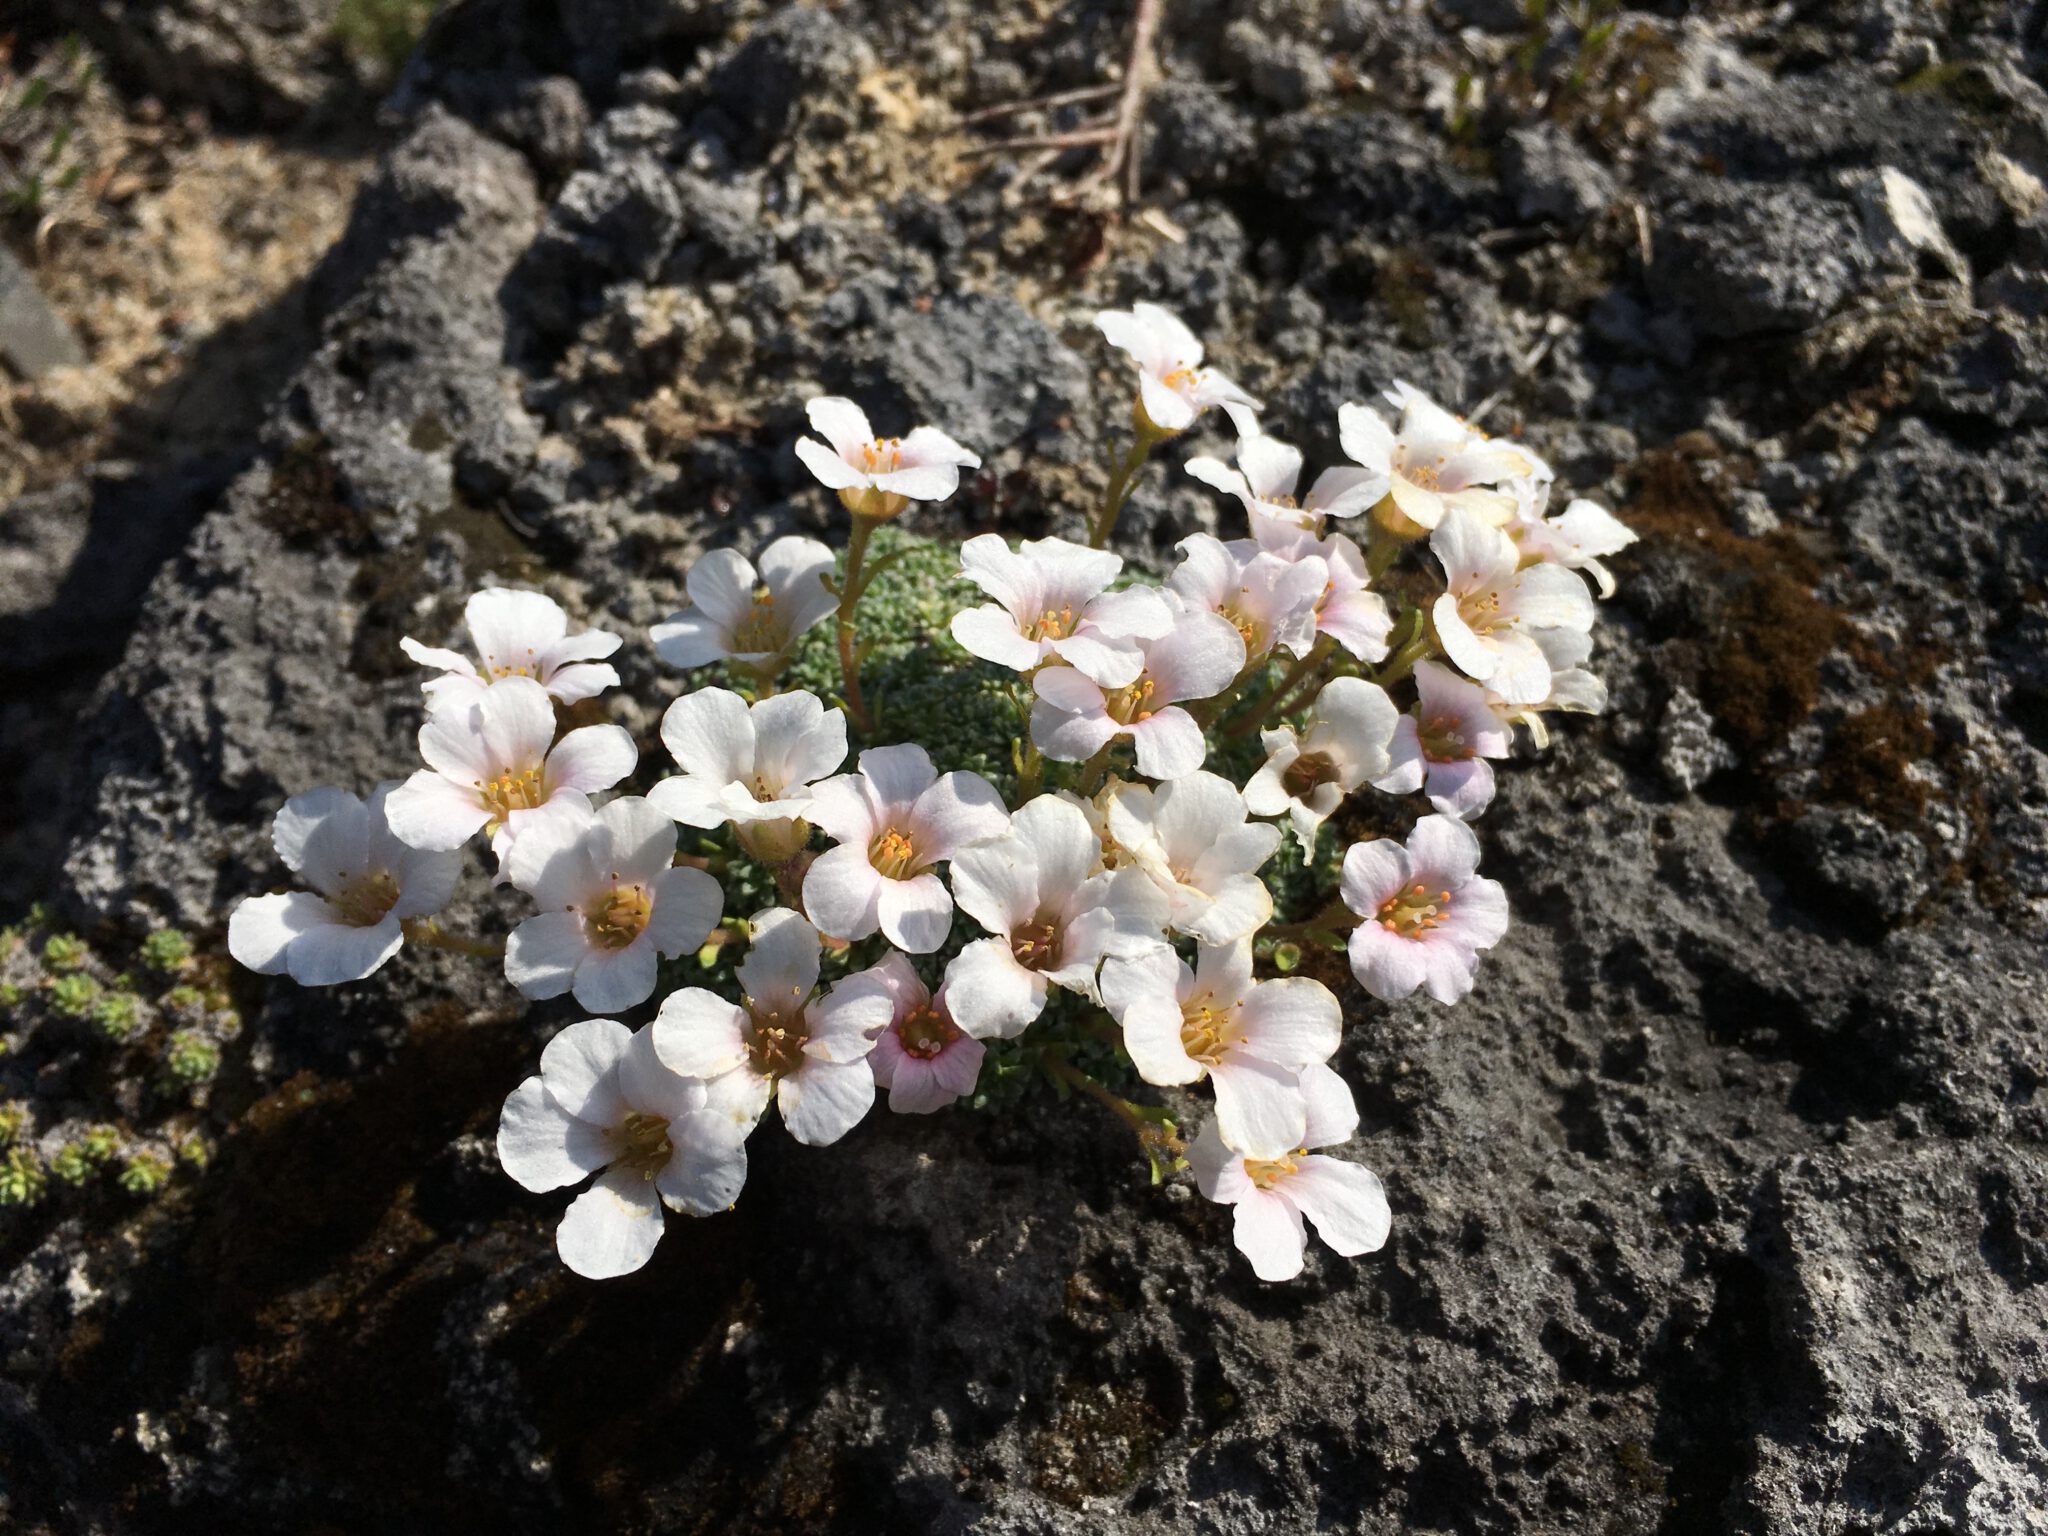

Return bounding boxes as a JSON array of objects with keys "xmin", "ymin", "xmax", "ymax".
[
  {"xmin": 792, "ymin": 396, "xmax": 980, "ymax": 521},
  {"xmin": 502, "ymin": 797, "xmax": 723, "ymax": 1014},
  {"xmin": 801, "ymin": 744, "xmax": 1009, "ymax": 953},
  {"xmin": 1106, "ymin": 773, "xmax": 1279, "ymax": 945},
  {"xmin": 944, "ymin": 793, "xmax": 1169, "ymax": 1039},
  {"xmin": 1102, "ymin": 940, "xmax": 1341, "ymax": 1159},
  {"xmin": 1376, "ymin": 660, "xmax": 1515, "ymax": 821},
  {"xmin": 651, "ymin": 536, "xmax": 837, "ymax": 675},
  {"xmin": 497, "ymin": 1019, "xmax": 749, "ymax": 1279},
  {"xmin": 1242, "ymin": 676, "xmax": 1401, "ymax": 859},
  {"xmin": 1309, "ymin": 532, "xmax": 1396, "ymax": 663},
  {"xmin": 1095, "ymin": 302, "xmax": 1261, "ymax": 435},
  {"xmin": 1186, "ymin": 428, "xmax": 1379, "ymax": 536},
  {"xmin": 1506, "ymin": 483, "xmax": 1637, "ymax": 598},
  {"xmin": 647, "ymin": 687, "xmax": 846, "ymax": 865},
  {"xmin": 1429, "ymin": 505, "xmax": 1595, "ymax": 706},
  {"xmin": 1189, "ymin": 1063, "xmax": 1390, "ymax": 1283},
  {"xmin": 1167, "ymin": 533, "xmax": 1327, "ymax": 663},
  {"xmin": 400, "ymin": 588, "xmax": 621, "ymax": 709},
  {"xmin": 859, "ymin": 953, "xmax": 986, "ymax": 1114},
  {"xmin": 949, "ymin": 534, "xmax": 1174, "ymax": 687},
  {"xmin": 1031, "ymin": 605, "xmax": 1246, "ymax": 781},
  {"xmin": 229, "ymin": 783, "xmax": 462, "ymax": 986},
  {"xmin": 1341, "ymin": 815, "xmax": 1509, "ymax": 1004},
  {"xmin": 1491, "ymin": 627, "xmax": 1609, "ymax": 750},
  {"xmin": 651, "ymin": 908, "xmax": 895, "ymax": 1145},
  {"xmin": 1337, "ymin": 382, "xmax": 1545, "ymax": 537},
  {"xmin": 386, "ymin": 676, "xmax": 636, "ymax": 854}
]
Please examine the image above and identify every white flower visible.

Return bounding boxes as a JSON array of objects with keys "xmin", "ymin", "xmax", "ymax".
[
  {"xmin": 943, "ymin": 794, "xmax": 1169, "ymax": 1039},
  {"xmin": 949, "ymin": 534, "xmax": 1174, "ymax": 687},
  {"xmin": 229, "ymin": 784, "xmax": 462, "ymax": 986},
  {"xmin": 1186, "ymin": 428, "xmax": 1379, "ymax": 536},
  {"xmin": 1506, "ymin": 483, "xmax": 1637, "ymax": 599},
  {"xmin": 1031, "ymin": 605, "xmax": 1245, "ymax": 781},
  {"xmin": 399, "ymin": 588, "xmax": 621, "ymax": 709},
  {"xmin": 651, "ymin": 536, "xmax": 838, "ymax": 675},
  {"xmin": 1309, "ymin": 532, "xmax": 1396, "ymax": 663},
  {"xmin": 1338, "ymin": 381, "xmax": 1546, "ymax": 536},
  {"xmin": 385, "ymin": 676, "xmax": 637, "ymax": 854},
  {"xmin": 647, "ymin": 687, "xmax": 846, "ymax": 864},
  {"xmin": 1167, "ymin": 533, "xmax": 1327, "ymax": 663},
  {"xmin": 792, "ymin": 396, "xmax": 980, "ymax": 521},
  {"xmin": 652, "ymin": 908, "xmax": 894, "ymax": 1145},
  {"xmin": 497, "ymin": 1019, "xmax": 748, "ymax": 1279},
  {"xmin": 1095, "ymin": 302, "xmax": 1261, "ymax": 435},
  {"xmin": 1106, "ymin": 773, "xmax": 1279, "ymax": 945},
  {"xmin": 1375, "ymin": 660, "xmax": 1515, "ymax": 820},
  {"xmin": 860, "ymin": 953, "xmax": 986, "ymax": 1114},
  {"xmin": 801, "ymin": 744, "xmax": 1009, "ymax": 952},
  {"xmin": 1242, "ymin": 676, "xmax": 1401, "ymax": 859},
  {"xmin": 1102, "ymin": 940, "xmax": 1341, "ymax": 1159},
  {"xmin": 502, "ymin": 797, "xmax": 723, "ymax": 1014},
  {"xmin": 1189, "ymin": 1063, "xmax": 1390, "ymax": 1283},
  {"xmin": 1429, "ymin": 505, "xmax": 1595, "ymax": 706},
  {"xmin": 1498, "ymin": 627, "xmax": 1609, "ymax": 746},
  {"xmin": 1341, "ymin": 815, "xmax": 1509, "ymax": 1004}
]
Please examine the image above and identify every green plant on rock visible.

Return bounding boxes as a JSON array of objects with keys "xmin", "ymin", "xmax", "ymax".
[
  {"xmin": 118, "ymin": 1150, "xmax": 173, "ymax": 1196},
  {"xmin": 163, "ymin": 1030, "xmax": 220, "ymax": 1088},
  {"xmin": 139, "ymin": 929, "xmax": 194, "ymax": 974},
  {"xmin": 333, "ymin": 0, "xmax": 437, "ymax": 79},
  {"xmin": 159, "ymin": 984, "xmax": 205, "ymax": 1016},
  {"xmin": 0, "ymin": 1102, "xmax": 27, "ymax": 1147},
  {"xmin": 91, "ymin": 990, "xmax": 145, "ymax": 1041},
  {"xmin": 41, "ymin": 933, "xmax": 87, "ymax": 972},
  {"xmin": 48, "ymin": 972, "xmax": 99, "ymax": 1018},
  {"xmin": 0, "ymin": 1145, "xmax": 47, "ymax": 1206}
]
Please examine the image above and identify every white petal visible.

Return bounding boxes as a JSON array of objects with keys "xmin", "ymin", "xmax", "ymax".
[
  {"xmin": 1128, "ymin": 709, "xmax": 1209, "ymax": 780},
  {"xmin": 658, "ymin": 1109, "xmax": 749, "ymax": 1215},
  {"xmin": 1287, "ymin": 1157, "xmax": 1391, "ymax": 1257},
  {"xmin": 1211, "ymin": 1057, "xmax": 1309, "ymax": 1160},
  {"xmin": 751, "ymin": 690, "xmax": 846, "ymax": 789},
  {"xmin": 877, "ymin": 872, "xmax": 955, "ymax": 953},
  {"xmin": 804, "ymin": 395, "xmax": 874, "ymax": 456},
  {"xmin": 1232, "ymin": 1187, "xmax": 1308, "ymax": 1282},
  {"xmin": 801, "ymin": 842, "xmax": 885, "ymax": 943},
  {"xmin": 660, "ymin": 687, "xmax": 756, "ymax": 783},
  {"xmin": 683, "ymin": 548, "xmax": 759, "ymax": 634},
  {"xmin": 795, "ymin": 435, "xmax": 868, "ymax": 489},
  {"xmin": 271, "ymin": 786, "xmax": 364, "ymax": 875},
  {"xmin": 652, "ymin": 988, "xmax": 751, "ymax": 1079},
  {"xmin": 940, "ymin": 938, "xmax": 1047, "ymax": 1039},
  {"xmin": 1339, "ymin": 838, "xmax": 1410, "ymax": 916},
  {"xmin": 1347, "ymin": 923, "xmax": 1430, "ymax": 1001},
  {"xmin": 950, "ymin": 604, "xmax": 1043, "ymax": 671},
  {"xmin": 1120, "ymin": 996, "xmax": 1203, "ymax": 1086},
  {"xmin": 776, "ymin": 1057, "xmax": 875, "ymax": 1145},
  {"xmin": 503, "ymin": 912, "xmax": 587, "ymax": 1000},
  {"xmin": 285, "ymin": 913, "xmax": 405, "ymax": 986},
  {"xmin": 759, "ymin": 536, "xmax": 840, "ymax": 638},
  {"xmin": 498, "ymin": 1076, "xmax": 613, "ymax": 1191},
  {"xmin": 571, "ymin": 940, "xmax": 660, "ymax": 1015},
  {"xmin": 735, "ymin": 905, "xmax": 822, "ymax": 999},
  {"xmin": 650, "ymin": 611, "xmax": 731, "ymax": 669},
  {"xmin": 645, "ymin": 865, "xmax": 723, "ymax": 955},
  {"xmin": 1299, "ymin": 1063, "xmax": 1360, "ymax": 1147},
  {"xmin": 1238, "ymin": 978, "xmax": 1342, "ymax": 1068},
  {"xmin": 556, "ymin": 1168, "xmax": 664, "ymax": 1278},
  {"xmin": 856, "ymin": 742, "xmax": 938, "ymax": 811},
  {"xmin": 546, "ymin": 724, "xmax": 637, "ymax": 796},
  {"xmin": 228, "ymin": 892, "xmax": 333, "ymax": 975},
  {"xmin": 910, "ymin": 770, "xmax": 1010, "ymax": 860},
  {"xmin": 540, "ymin": 1017, "xmax": 633, "ymax": 1124}
]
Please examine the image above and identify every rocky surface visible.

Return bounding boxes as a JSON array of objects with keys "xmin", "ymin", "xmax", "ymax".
[{"xmin": 3, "ymin": 0, "xmax": 2047, "ymax": 1531}]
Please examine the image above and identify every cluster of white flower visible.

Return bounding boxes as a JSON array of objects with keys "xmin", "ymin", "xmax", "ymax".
[{"xmin": 228, "ymin": 302, "xmax": 1633, "ymax": 1286}]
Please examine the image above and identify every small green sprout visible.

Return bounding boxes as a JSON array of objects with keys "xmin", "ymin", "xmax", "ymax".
[
  {"xmin": 91, "ymin": 990, "xmax": 145, "ymax": 1041},
  {"xmin": 164, "ymin": 1030, "xmax": 220, "ymax": 1086},
  {"xmin": 161, "ymin": 984, "xmax": 205, "ymax": 1015},
  {"xmin": 0, "ymin": 982, "xmax": 22, "ymax": 1012},
  {"xmin": 48, "ymin": 973, "xmax": 100, "ymax": 1018},
  {"xmin": 139, "ymin": 929, "xmax": 194, "ymax": 974},
  {"xmin": 41, "ymin": 933, "xmax": 88, "ymax": 972},
  {"xmin": 0, "ymin": 1146, "xmax": 47, "ymax": 1206},
  {"xmin": 49, "ymin": 1143, "xmax": 96, "ymax": 1186},
  {"xmin": 119, "ymin": 1150, "xmax": 173, "ymax": 1196},
  {"xmin": 0, "ymin": 1102, "xmax": 27, "ymax": 1147},
  {"xmin": 81, "ymin": 1124, "xmax": 122, "ymax": 1161},
  {"xmin": 175, "ymin": 1134, "xmax": 213, "ymax": 1171}
]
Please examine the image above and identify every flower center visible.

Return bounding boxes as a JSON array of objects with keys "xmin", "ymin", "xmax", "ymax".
[
  {"xmin": 478, "ymin": 765, "xmax": 547, "ymax": 820},
  {"xmin": 858, "ymin": 438, "xmax": 903, "ymax": 474},
  {"xmin": 485, "ymin": 650, "xmax": 538, "ymax": 680},
  {"xmin": 744, "ymin": 990, "xmax": 810, "ymax": 1079},
  {"xmin": 896, "ymin": 1002, "xmax": 960, "ymax": 1061},
  {"xmin": 868, "ymin": 826, "xmax": 922, "ymax": 880},
  {"xmin": 1218, "ymin": 600, "xmax": 1263, "ymax": 653},
  {"xmin": 616, "ymin": 1111, "xmax": 672, "ymax": 1178},
  {"xmin": 732, "ymin": 586, "xmax": 783, "ymax": 654},
  {"xmin": 1281, "ymin": 750, "xmax": 1344, "ymax": 800},
  {"xmin": 1161, "ymin": 364, "xmax": 1202, "ymax": 396},
  {"xmin": 1244, "ymin": 1152, "xmax": 1303, "ymax": 1189},
  {"xmin": 333, "ymin": 870, "xmax": 401, "ymax": 927},
  {"xmin": 1460, "ymin": 586, "xmax": 1509, "ymax": 632},
  {"xmin": 1416, "ymin": 713, "xmax": 1470, "ymax": 761},
  {"xmin": 1377, "ymin": 880, "xmax": 1453, "ymax": 938},
  {"xmin": 1028, "ymin": 605, "xmax": 1076, "ymax": 641},
  {"xmin": 1179, "ymin": 999, "xmax": 1240, "ymax": 1068},
  {"xmin": 1406, "ymin": 462, "xmax": 1443, "ymax": 492},
  {"xmin": 587, "ymin": 882, "xmax": 652, "ymax": 949},
  {"xmin": 1104, "ymin": 677, "xmax": 1158, "ymax": 725},
  {"xmin": 1010, "ymin": 916, "xmax": 1062, "ymax": 972}
]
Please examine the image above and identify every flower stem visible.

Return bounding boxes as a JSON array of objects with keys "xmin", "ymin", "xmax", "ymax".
[
  {"xmin": 1371, "ymin": 618, "xmax": 1437, "ymax": 691},
  {"xmin": 1042, "ymin": 1054, "xmax": 1184, "ymax": 1182},
  {"xmin": 1088, "ymin": 422, "xmax": 1165, "ymax": 549},
  {"xmin": 400, "ymin": 919, "xmax": 505, "ymax": 959},
  {"xmin": 1261, "ymin": 900, "xmax": 1362, "ymax": 943},
  {"xmin": 837, "ymin": 512, "xmax": 881, "ymax": 732},
  {"xmin": 1226, "ymin": 635, "xmax": 1336, "ymax": 738},
  {"xmin": 1075, "ymin": 741, "xmax": 1118, "ymax": 797}
]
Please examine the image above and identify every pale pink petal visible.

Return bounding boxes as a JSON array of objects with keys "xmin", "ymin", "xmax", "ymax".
[
  {"xmin": 1287, "ymin": 1157, "xmax": 1392, "ymax": 1256},
  {"xmin": 1339, "ymin": 838, "xmax": 1410, "ymax": 915},
  {"xmin": 1347, "ymin": 923, "xmax": 1430, "ymax": 1001},
  {"xmin": 1211, "ymin": 1056, "xmax": 1310, "ymax": 1160},
  {"xmin": 910, "ymin": 770, "xmax": 1009, "ymax": 860}
]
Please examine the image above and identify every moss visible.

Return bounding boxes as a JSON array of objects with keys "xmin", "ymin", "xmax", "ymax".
[
  {"xmin": 41, "ymin": 932, "xmax": 87, "ymax": 971},
  {"xmin": 0, "ymin": 1145, "xmax": 47, "ymax": 1206},
  {"xmin": 118, "ymin": 1150, "xmax": 173, "ymax": 1196},
  {"xmin": 257, "ymin": 434, "xmax": 372, "ymax": 545},
  {"xmin": 163, "ymin": 1030, "xmax": 221, "ymax": 1087},
  {"xmin": 1816, "ymin": 703, "xmax": 1937, "ymax": 826},
  {"xmin": 334, "ymin": 0, "xmax": 437, "ymax": 78},
  {"xmin": 48, "ymin": 972, "xmax": 100, "ymax": 1018},
  {"xmin": 139, "ymin": 928, "xmax": 193, "ymax": 974},
  {"xmin": 91, "ymin": 990, "xmax": 145, "ymax": 1041}
]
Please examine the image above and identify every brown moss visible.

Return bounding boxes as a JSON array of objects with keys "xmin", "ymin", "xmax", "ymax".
[
  {"xmin": 1027, "ymin": 1372, "xmax": 1168, "ymax": 1508},
  {"xmin": 257, "ymin": 433, "xmax": 372, "ymax": 545},
  {"xmin": 1816, "ymin": 704, "xmax": 1937, "ymax": 824}
]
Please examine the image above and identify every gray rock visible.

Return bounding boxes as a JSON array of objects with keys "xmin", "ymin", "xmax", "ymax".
[
  {"xmin": 1657, "ymin": 686, "xmax": 1737, "ymax": 792},
  {"xmin": 1654, "ymin": 180, "xmax": 1876, "ymax": 338},
  {"xmin": 1783, "ymin": 804, "xmax": 1930, "ymax": 926},
  {"xmin": 1847, "ymin": 164, "xmax": 1969, "ymax": 284},
  {"xmin": 0, "ymin": 247, "xmax": 87, "ymax": 379},
  {"xmin": 1501, "ymin": 122, "xmax": 1619, "ymax": 226}
]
